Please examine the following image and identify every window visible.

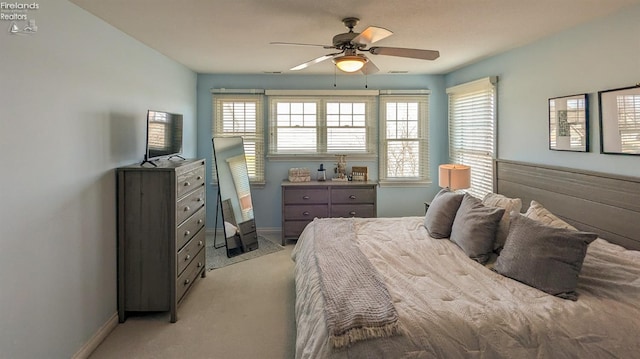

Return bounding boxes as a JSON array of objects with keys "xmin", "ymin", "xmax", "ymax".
[
  {"xmin": 211, "ymin": 93, "xmax": 265, "ymax": 184},
  {"xmin": 447, "ymin": 77, "xmax": 497, "ymax": 199},
  {"xmin": 267, "ymin": 91, "xmax": 377, "ymax": 157},
  {"xmin": 617, "ymin": 94, "xmax": 640, "ymax": 153},
  {"xmin": 379, "ymin": 93, "xmax": 430, "ymax": 184}
]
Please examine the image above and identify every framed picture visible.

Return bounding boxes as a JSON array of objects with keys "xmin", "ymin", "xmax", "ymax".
[
  {"xmin": 548, "ymin": 93, "xmax": 589, "ymax": 152},
  {"xmin": 598, "ymin": 85, "xmax": 640, "ymax": 155}
]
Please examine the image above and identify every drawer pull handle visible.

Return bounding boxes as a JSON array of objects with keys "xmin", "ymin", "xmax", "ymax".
[
  {"xmin": 184, "ymin": 206, "xmax": 190, "ymax": 212},
  {"xmin": 184, "ymin": 230, "xmax": 191, "ymax": 237},
  {"xmin": 197, "ymin": 262, "xmax": 203, "ymax": 268},
  {"xmin": 184, "ymin": 182, "xmax": 191, "ymax": 187},
  {"xmin": 197, "ymin": 176, "xmax": 203, "ymax": 180},
  {"xmin": 302, "ymin": 195, "xmax": 310, "ymax": 200},
  {"xmin": 349, "ymin": 211, "xmax": 357, "ymax": 216},
  {"xmin": 198, "ymin": 219, "xmax": 203, "ymax": 224},
  {"xmin": 185, "ymin": 254, "xmax": 191, "ymax": 261},
  {"xmin": 303, "ymin": 211, "xmax": 310, "ymax": 216},
  {"xmin": 349, "ymin": 195, "xmax": 357, "ymax": 199},
  {"xmin": 184, "ymin": 279, "xmax": 190, "ymax": 285},
  {"xmin": 197, "ymin": 197, "xmax": 203, "ymax": 202},
  {"xmin": 198, "ymin": 240, "xmax": 203, "ymax": 246}
]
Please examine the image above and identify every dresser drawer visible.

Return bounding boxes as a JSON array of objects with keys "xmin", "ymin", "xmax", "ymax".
[
  {"xmin": 238, "ymin": 219, "xmax": 256, "ymax": 234},
  {"xmin": 176, "ymin": 247, "xmax": 205, "ymax": 301},
  {"xmin": 176, "ymin": 207, "xmax": 205, "ymax": 251},
  {"xmin": 177, "ymin": 228, "xmax": 205, "ymax": 276},
  {"xmin": 331, "ymin": 204, "xmax": 375, "ymax": 218},
  {"xmin": 177, "ymin": 165, "xmax": 206, "ymax": 199},
  {"xmin": 176, "ymin": 186, "xmax": 205, "ymax": 225},
  {"xmin": 284, "ymin": 204, "xmax": 328, "ymax": 220},
  {"xmin": 283, "ymin": 220, "xmax": 313, "ymax": 238},
  {"xmin": 283, "ymin": 188, "xmax": 329, "ymax": 204},
  {"xmin": 331, "ymin": 187, "xmax": 375, "ymax": 204}
]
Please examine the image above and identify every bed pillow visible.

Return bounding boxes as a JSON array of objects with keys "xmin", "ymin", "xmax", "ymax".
[
  {"xmin": 450, "ymin": 193, "xmax": 505, "ymax": 264},
  {"xmin": 423, "ymin": 189, "xmax": 464, "ymax": 239},
  {"xmin": 482, "ymin": 193, "xmax": 523, "ymax": 250},
  {"xmin": 524, "ymin": 200, "xmax": 577, "ymax": 230},
  {"xmin": 494, "ymin": 213, "xmax": 597, "ymax": 300}
]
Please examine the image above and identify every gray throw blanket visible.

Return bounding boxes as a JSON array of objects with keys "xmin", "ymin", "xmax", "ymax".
[{"xmin": 313, "ymin": 218, "xmax": 399, "ymax": 348}]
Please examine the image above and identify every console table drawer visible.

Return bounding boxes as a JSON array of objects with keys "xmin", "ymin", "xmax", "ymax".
[
  {"xmin": 284, "ymin": 204, "xmax": 328, "ymax": 220},
  {"xmin": 331, "ymin": 188, "xmax": 375, "ymax": 204},
  {"xmin": 283, "ymin": 220, "xmax": 313, "ymax": 237},
  {"xmin": 331, "ymin": 204, "xmax": 375, "ymax": 218},
  {"xmin": 283, "ymin": 188, "xmax": 329, "ymax": 204}
]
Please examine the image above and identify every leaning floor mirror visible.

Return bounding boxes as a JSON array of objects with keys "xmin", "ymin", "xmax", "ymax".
[{"xmin": 212, "ymin": 136, "xmax": 259, "ymax": 257}]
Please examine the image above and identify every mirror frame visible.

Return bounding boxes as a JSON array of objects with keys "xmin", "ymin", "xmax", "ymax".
[
  {"xmin": 212, "ymin": 136, "xmax": 257, "ymax": 253},
  {"xmin": 598, "ymin": 85, "xmax": 640, "ymax": 155}
]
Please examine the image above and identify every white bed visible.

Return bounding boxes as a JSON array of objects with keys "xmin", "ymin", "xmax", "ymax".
[
  {"xmin": 291, "ymin": 161, "xmax": 640, "ymax": 359},
  {"xmin": 292, "ymin": 216, "xmax": 640, "ymax": 359}
]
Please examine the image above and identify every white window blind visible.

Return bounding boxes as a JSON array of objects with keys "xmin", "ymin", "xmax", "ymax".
[
  {"xmin": 268, "ymin": 95, "xmax": 377, "ymax": 157},
  {"xmin": 379, "ymin": 94, "xmax": 430, "ymax": 184},
  {"xmin": 447, "ymin": 77, "xmax": 497, "ymax": 198},
  {"xmin": 617, "ymin": 94, "xmax": 640, "ymax": 153},
  {"xmin": 212, "ymin": 93, "xmax": 265, "ymax": 184}
]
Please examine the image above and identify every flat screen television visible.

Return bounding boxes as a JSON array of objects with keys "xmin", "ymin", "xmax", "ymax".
[{"xmin": 142, "ymin": 110, "xmax": 184, "ymax": 165}]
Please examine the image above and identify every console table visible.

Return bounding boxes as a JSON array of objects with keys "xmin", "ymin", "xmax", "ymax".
[{"xmin": 281, "ymin": 181, "xmax": 377, "ymax": 245}]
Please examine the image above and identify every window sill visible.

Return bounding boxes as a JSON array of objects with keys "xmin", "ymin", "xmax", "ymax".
[{"xmin": 378, "ymin": 180, "xmax": 432, "ymax": 188}]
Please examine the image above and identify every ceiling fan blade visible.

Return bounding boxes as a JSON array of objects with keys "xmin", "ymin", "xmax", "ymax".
[
  {"xmin": 290, "ymin": 54, "xmax": 336, "ymax": 71},
  {"xmin": 361, "ymin": 60, "xmax": 379, "ymax": 75},
  {"xmin": 369, "ymin": 46, "xmax": 440, "ymax": 60},
  {"xmin": 352, "ymin": 26, "xmax": 393, "ymax": 45},
  {"xmin": 270, "ymin": 41, "xmax": 335, "ymax": 49}
]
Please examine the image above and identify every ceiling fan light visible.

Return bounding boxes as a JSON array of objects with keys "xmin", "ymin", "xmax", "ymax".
[{"xmin": 333, "ymin": 55, "xmax": 367, "ymax": 73}]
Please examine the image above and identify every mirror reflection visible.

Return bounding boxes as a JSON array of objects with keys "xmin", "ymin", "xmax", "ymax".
[{"xmin": 212, "ymin": 136, "xmax": 258, "ymax": 255}]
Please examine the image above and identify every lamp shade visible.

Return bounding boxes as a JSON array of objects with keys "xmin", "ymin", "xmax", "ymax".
[
  {"xmin": 333, "ymin": 55, "xmax": 367, "ymax": 73},
  {"xmin": 438, "ymin": 164, "xmax": 471, "ymax": 190}
]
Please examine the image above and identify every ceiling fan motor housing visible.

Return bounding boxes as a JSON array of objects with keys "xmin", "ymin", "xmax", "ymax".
[{"xmin": 333, "ymin": 32, "xmax": 363, "ymax": 49}]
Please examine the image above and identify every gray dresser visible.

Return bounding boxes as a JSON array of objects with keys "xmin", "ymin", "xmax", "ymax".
[
  {"xmin": 281, "ymin": 181, "xmax": 377, "ymax": 245},
  {"xmin": 117, "ymin": 159, "xmax": 206, "ymax": 323}
]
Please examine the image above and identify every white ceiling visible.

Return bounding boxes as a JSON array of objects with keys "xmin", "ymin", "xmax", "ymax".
[{"xmin": 70, "ymin": 0, "xmax": 639, "ymax": 75}]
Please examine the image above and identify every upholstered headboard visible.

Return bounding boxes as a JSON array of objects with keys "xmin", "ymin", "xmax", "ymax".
[{"xmin": 495, "ymin": 159, "xmax": 640, "ymax": 251}]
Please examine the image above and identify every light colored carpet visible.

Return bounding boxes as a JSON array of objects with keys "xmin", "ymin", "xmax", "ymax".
[
  {"xmin": 89, "ymin": 233, "xmax": 296, "ymax": 359},
  {"xmin": 207, "ymin": 233, "xmax": 284, "ymax": 270}
]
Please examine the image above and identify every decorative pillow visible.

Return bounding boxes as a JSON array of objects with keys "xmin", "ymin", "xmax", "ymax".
[
  {"xmin": 482, "ymin": 193, "xmax": 523, "ymax": 250},
  {"xmin": 423, "ymin": 189, "xmax": 464, "ymax": 239},
  {"xmin": 450, "ymin": 193, "xmax": 505, "ymax": 264},
  {"xmin": 494, "ymin": 213, "xmax": 597, "ymax": 300},
  {"xmin": 524, "ymin": 200, "xmax": 577, "ymax": 231}
]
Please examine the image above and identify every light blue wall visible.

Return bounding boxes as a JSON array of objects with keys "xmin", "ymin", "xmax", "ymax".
[
  {"xmin": 1, "ymin": 1, "xmax": 197, "ymax": 357},
  {"xmin": 445, "ymin": 3, "xmax": 640, "ymax": 177},
  {"xmin": 197, "ymin": 74, "xmax": 448, "ymax": 228}
]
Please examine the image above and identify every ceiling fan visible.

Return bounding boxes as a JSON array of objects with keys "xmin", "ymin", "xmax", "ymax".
[{"xmin": 271, "ymin": 17, "xmax": 439, "ymax": 74}]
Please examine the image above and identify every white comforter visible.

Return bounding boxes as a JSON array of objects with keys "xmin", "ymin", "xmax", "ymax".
[{"xmin": 292, "ymin": 217, "xmax": 640, "ymax": 359}]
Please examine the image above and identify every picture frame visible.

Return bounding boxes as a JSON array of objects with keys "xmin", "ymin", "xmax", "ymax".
[
  {"xmin": 548, "ymin": 93, "xmax": 589, "ymax": 152},
  {"xmin": 598, "ymin": 84, "xmax": 640, "ymax": 155}
]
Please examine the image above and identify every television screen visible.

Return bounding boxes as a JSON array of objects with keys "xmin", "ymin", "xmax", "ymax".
[{"xmin": 145, "ymin": 110, "xmax": 183, "ymax": 160}]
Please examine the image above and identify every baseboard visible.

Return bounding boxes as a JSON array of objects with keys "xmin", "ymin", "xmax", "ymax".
[
  {"xmin": 206, "ymin": 227, "xmax": 282, "ymax": 237},
  {"xmin": 72, "ymin": 312, "xmax": 118, "ymax": 359}
]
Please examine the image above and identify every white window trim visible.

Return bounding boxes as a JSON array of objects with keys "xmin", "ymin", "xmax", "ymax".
[
  {"xmin": 378, "ymin": 92, "xmax": 431, "ymax": 187},
  {"xmin": 446, "ymin": 76, "xmax": 497, "ymax": 198},
  {"xmin": 267, "ymin": 91, "xmax": 379, "ymax": 159},
  {"xmin": 211, "ymin": 90, "xmax": 266, "ymax": 185}
]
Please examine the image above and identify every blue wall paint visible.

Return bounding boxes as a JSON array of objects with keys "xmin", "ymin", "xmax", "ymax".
[
  {"xmin": 197, "ymin": 3, "xmax": 640, "ymax": 230},
  {"xmin": 197, "ymin": 74, "xmax": 447, "ymax": 228},
  {"xmin": 445, "ymin": 3, "xmax": 640, "ymax": 177}
]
